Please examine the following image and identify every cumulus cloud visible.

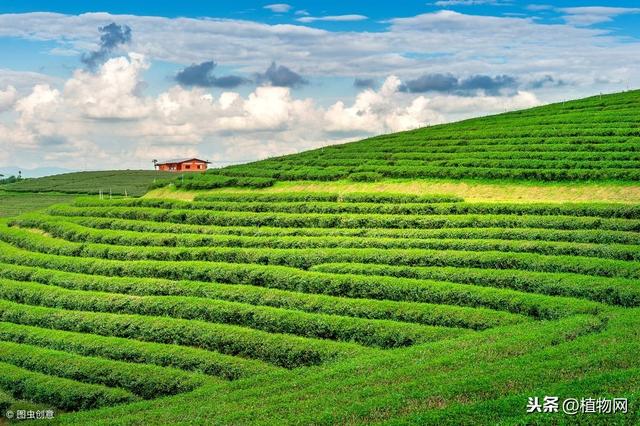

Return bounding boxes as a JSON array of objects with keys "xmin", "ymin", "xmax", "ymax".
[
  {"xmin": 0, "ymin": 53, "xmax": 541, "ymax": 169},
  {"xmin": 297, "ymin": 14, "xmax": 368, "ymax": 23},
  {"xmin": 81, "ymin": 22, "xmax": 132, "ymax": 70},
  {"xmin": 0, "ymin": 85, "xmax": 17, "ymax": 112},
  {"xmin": 14, "ymin": 84, "xmax": 60, "ymax": 120},
  {"xmin": 325, "ymin": 76, "xmax": 440, "ymax": 134},
  {"xmin": 175, "ymin": 61, "xmax": 249, "ymax": 89},
  {"xmin": 255, "ymin": 62, "xmax": 307, "ymax": 88},
  {"xmin": 325, "ymin": 75, "xmax": 538, "ymax": 134},
  {"xmin": 399, "ymin": 73, "xmax": 517, "ymax": 95},
  {"xmin": 560, "ymin": 7, "xmax": 640, "ymax": 27},
  {"xmin": 263, "ymin": 4, "xmax": 291, "ymax": 13},
  {"xmin": 4, "ymin": 84, "xmax": 63, "ymax": 150},
  {"xmin": 66, "ymin": 52, "xmax": 151, "ymax": 119}
]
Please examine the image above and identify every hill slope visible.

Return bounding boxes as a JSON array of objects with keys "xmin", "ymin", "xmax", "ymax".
[
  {"xmin": 207, "ymin": 90, "xmax": 640, "ymax": 183},
  {"xmin": 0, "ymin": 170, "xmax": 173, "ymax": 197}
]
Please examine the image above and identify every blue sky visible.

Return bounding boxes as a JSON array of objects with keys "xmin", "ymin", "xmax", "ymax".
[
  {"xmin": 2, "ymin": 0, "xmax": 639, "ymax": 33},
  {"xmin": 0, "ymin": 1, "xmax": 639, "ymax": 173}
]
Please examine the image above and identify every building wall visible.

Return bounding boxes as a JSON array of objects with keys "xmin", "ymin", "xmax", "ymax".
[
  {"xmin": 179, "ymin": 161, "xmax": 207, "ymax": 171},
  {"xmin": 157, "ymin": 161, "xmax": 208, "ymax": 172}
]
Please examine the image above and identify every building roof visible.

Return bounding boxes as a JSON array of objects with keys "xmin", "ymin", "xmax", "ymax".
[{"xmin": 156, "ymin": 158, "xmax": 210, "ymax": 165}]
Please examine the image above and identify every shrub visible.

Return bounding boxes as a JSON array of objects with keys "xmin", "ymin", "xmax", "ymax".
[
  {"xmin": 308, "ymin": 263, "xmax": 640, "ymax": 307},
  {"xmin": 147, "ymin": 178, "xmax": 175, "ymax": 190},
  {"xmin": 14, "ymin": 216, "xmax": 640, "ymax": 261},
  {"xmin": 0, "ymin": 321, "xmax": 276, "ymax": 380},
  {"xmin": 63, "ymin": 215, "xmax": 640, "ymax": 245},
  {"xmin": 195, "ymin": 193, "xmax": 340, "ymax": 203},
  {"xmin": 0, "ymin": 244, "xmax": 603, "ymax": 319},
  {"xmin": 0, "ymin": 175, "xmax": 22, "ymax": 185},
  {"xmin": 46, "ymin": 205, "xmax": 640, "ymax": 232},
  {"xmin": 0, "ymin": 340, "xmax": 207, "ymax": 399},
  {"xmin": 0, "ymin": 299, "xmax": 360, "ymax": 368},
  {"xmin": 2, "ymin": 225, "xmax": 638, "ymax": 279},
  {"xmin": 0, "ymin": 278, "xmax": 462, "ymax": 349},
  {"xmin": 348, "ymin": 172, "xmax": 383, "ymax": 182},
  {"xmin": 0, "ymin": 389, "xmax": 12, "ymax": 412},
  {"xmin": 0, "ymin": 361, "xmax": 139, "ymax": 411},
  {"xmin": 0, "ymin": 263, "xmax": 529, "ymax": 330}
]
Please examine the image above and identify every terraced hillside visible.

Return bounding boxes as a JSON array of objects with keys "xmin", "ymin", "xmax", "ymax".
[
  {"xmin": 201, "ymin": 90, "xmax": 640, "ymax": 184},
  {"xmin": 0, "ymin": 191, "xmax": 638, "ymax": 423}
]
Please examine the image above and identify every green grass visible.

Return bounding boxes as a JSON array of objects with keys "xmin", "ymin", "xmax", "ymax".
[
  {"xmin": 0, "ymin": 170, "xmax": 174, "ymax": 197},
  {"xmin": 147, "ymin": 176, "xmax": 640, "ymax": 203}
]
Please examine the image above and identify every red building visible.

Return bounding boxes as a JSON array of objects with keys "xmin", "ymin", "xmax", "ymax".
[{"xmin": 154, "ymin": 158, "xmax": 210, "ymax": 172}]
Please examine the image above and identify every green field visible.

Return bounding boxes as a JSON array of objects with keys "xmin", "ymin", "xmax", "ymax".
[
  {"xmin": 0, "ymin": 91, "xmax": 638, "ymax": 424},
  {"xmin": 0, "ymin": 192, "xmax": 78, "ymax": 218},
  {"xmin": 1, "ymin": 170, "xmax": 174, "ymax": 197}
]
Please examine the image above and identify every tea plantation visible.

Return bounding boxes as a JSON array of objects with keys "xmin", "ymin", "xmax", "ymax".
[
  {"xmin": 0, "ymin": 91, "xmax": 638, "ymax": 424},
  {"xmin": 1, "ymin": 170, "xmax": 174, "ymax": 197}
]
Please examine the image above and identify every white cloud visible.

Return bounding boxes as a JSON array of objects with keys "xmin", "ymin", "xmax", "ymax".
[
  {"xmin": 0, "ymin": 10, "xmax": 638, "ymax": 83},
  {"xmin": 263, "ymin": 4, "xmax": 291, "ymax": 13},
  {"xmin": 14, "ymin": 84, "xmax": 60, "ymax": 119},
  {"xmin": 64, "ymin": 52, "xmax": 151, "ymax": 119},
  {"xmin": 325, "ymin": 76, "xmax": 441, "ymax": 133},
  {"xmin": 433, "ymin": 0, "xmax": 508, "ymax": 6},
  {"xmin": 0, "ymin": 85, "xmax": 17, "ymax": 112},
  {"xmin": 0, "ymin": 10, "xmax": 639, "ymax": 168},
  {"xmin": 526, "ymin": 4, "xmax": 553, "ymax": 12},
  {"xmin": 297, "ymin": 14, "xmax": 368, "ymax": 23},
  {"xmin": 324, "ymin": 75, "xmax": 538, "ymax": 133},
  {"xmin": 560, "ymin": 7, "xmax": 640, "ymax": 26},
  {"xmin": 0, "ymin": 69, "xmax": 59, "ymax": 94},
  {"xmin": 0, "ymin": 53, "xmax": 542, "ymax": 169}
]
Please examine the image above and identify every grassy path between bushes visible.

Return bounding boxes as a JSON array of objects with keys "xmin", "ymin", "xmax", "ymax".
[{"xmin": 146, "ymin": 179, "xmax": 640, "ymax": 203}]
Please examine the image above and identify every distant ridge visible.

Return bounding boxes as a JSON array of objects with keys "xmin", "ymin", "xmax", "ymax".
[
  {"xmin": 0, "ymin": 170, "xmax": 174, "ymax": 197},
  {"xmin": 0, "ymin": 166, "xmax": 74, "ymax": 179}
]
